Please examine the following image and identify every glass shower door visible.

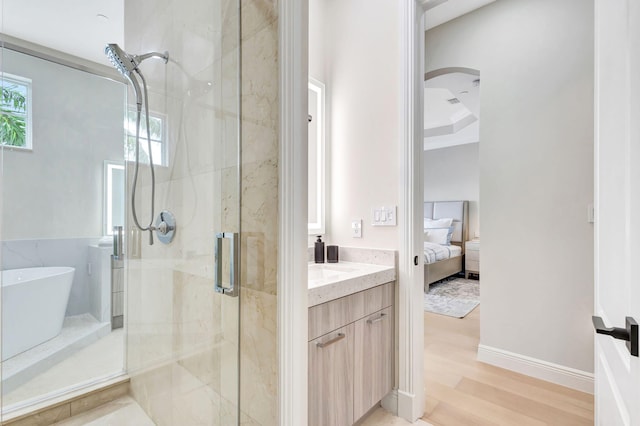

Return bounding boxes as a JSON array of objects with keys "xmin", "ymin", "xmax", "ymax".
[
  {"xmin": 123, "ymin": 0, "xmax": 242, "ymax": 424},
  {"xmin": 0, "ymin": 39, "xmax": 128, "ymax": 414}
]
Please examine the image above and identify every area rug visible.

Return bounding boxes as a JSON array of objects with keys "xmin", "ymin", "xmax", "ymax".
[{"xmin": 424, "ymin": 277, "xmax": 480, "ymax": 318}]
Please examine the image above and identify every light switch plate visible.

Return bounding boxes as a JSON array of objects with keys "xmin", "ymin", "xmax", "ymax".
[
  {"xmin": 352, "ymin": 219, "xmax": 362, "ymax": 238},
  {"xmin": 372, "ymin": 206, "xmax": 397, "ymax": 226}
]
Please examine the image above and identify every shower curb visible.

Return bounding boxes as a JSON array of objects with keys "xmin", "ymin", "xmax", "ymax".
[{"xmin": 1, "ymin": 376, "xmax": 129, "ymax": 426}]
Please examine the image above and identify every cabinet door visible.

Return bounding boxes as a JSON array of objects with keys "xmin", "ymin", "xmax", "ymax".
[
  {"xmin": 353, "ymin": 306, "xmax": 393, "ymax": 421},
  {"xmin": 309, "ymin": 323, "xmax": 355, "ymax": 426}
]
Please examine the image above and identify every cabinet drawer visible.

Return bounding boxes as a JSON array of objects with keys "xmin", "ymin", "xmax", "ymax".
[
  {"xmin": 363, "ymin": 282, "xmax": 394, "ymax": 316},
  {"xmin": 309, "ymin": 291, "xmax": 364, "ymax": 341},
  {"xmin": 466, "ymin": 259, "xmax": 479, "ymax": 272},
  {"xmin": 466, "ymin": 250, "xmax": 479, "ymax": 261},
  {"xmin": 309, "ymin": 282, "xmax": 394, "ymax": 341}
]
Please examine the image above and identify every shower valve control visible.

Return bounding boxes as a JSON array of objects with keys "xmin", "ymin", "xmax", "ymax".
[
  {"xmin": 156, "ymin": 221, "xmax": 171, "ymax": 235},
  {"xmin": 154, "ymin": 210, "xmax": 176, "ymax": 244}
]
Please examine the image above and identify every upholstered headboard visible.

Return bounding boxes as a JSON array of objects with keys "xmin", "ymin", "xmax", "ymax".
[{"xmin": 424, "ymin": 201, "xmax": 469, "ymax": 251}]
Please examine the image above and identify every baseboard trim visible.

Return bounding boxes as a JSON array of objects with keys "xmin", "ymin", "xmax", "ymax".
[
  {"xmin": 477, "ymin": 344, "xmax": 594, "ymax": 394},
  {"xmin": 381, "ymin": 389, "xmax": 398, "ymax": 414},
  {"xmin": 397, "ymin": 389, "xmax": 420, "ymax": 422}
]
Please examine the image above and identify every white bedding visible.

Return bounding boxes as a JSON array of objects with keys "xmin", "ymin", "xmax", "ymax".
[{"xmin": 423, "ymin": 242, "xmax": 462, "ymax": 264}]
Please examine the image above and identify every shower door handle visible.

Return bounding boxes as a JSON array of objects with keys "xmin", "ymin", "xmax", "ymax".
[{"xmin": 214, "ymin": 232, "xmax": 239, "ymax": 297}]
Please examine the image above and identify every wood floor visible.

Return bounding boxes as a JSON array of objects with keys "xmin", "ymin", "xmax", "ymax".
[{"xmin": 422, "ymin": 307, "xmax": 594, "ymax": 425}]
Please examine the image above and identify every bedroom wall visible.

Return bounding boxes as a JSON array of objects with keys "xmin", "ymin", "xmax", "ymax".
[
  {"xmin": 314, "ymin": 0, "xmax": 401, "ymax": 249},
  {"xmin": 424, "ymin": 143, "xmax": 479, "ymax": 239},
  {"xmin": 425, "ymin": 0, "xmax": 595, "ymax": 377}
]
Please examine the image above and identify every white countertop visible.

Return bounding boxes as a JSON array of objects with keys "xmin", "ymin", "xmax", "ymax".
[{"xmin": 308, "ymin": 261, "xmax": 396, "ymax": 307}]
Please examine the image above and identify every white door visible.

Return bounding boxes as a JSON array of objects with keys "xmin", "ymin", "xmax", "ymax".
[{"xmin": 594, "ymin": 0, "xmax": 640, "ymax": 424}]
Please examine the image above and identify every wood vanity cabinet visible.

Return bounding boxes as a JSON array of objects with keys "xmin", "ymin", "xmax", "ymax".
[{"xmin": 308, "ymin": 282, "xmax": 394, "ymax": 426}]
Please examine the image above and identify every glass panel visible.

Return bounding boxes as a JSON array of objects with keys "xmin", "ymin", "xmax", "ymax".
[
  {"xmin": 0, "ymin": 0, "xmax": 241, "ymax": 422},
  {"xmin": 123, "ymin": 0, "xmax": 241, "ymax": 424},
  {"xmin": 0, "ymin": 46, "xmax": 127, "ymax": 413}
]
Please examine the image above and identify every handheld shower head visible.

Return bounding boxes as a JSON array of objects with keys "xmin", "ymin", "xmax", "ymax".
[
  {"xmin": 105, "ymin": 43, "xmax": 169, "ymax": 75},
  {"xmin": 105, "ymin": 44, "xmax": 137, "ymax": 76},
  {"xmin": 105, "ymin": 43, "xmax": 143, "ymax": 108},
  {"xmin": 104, "ymin": 43, "xmax": 171, "ymax": 246}
]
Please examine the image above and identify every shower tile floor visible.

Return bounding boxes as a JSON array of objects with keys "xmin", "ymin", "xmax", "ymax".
[
  {"xmin": 3, "ymin": 327, "xmax": 124, "ymax": 408},
  {"xmin": 54, "ymin": 396, "xmax": 154, "ymax": 426},
  {"xmin": 53, "ymin": 399, "xmax": 430, "ymax": 426}
]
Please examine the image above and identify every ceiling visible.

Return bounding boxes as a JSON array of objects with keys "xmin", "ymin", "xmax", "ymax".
[
  {"xmin": 1, "ymin": 0, "xmax": 494, "ymax": 67},
  {"xmin": 422, "ymin": 0, "xmax": 492, "ymax": 150},
  {"xmin": 2, "ymin": 0, "xmax": 124, "ymax": 66},
  {"xmin": 424, "ymin": 71, "xmax": 480, "ymax": 151},
  {"xmin": 5, "ymin": 0, "xmax": 486, "ymax": 152},
  {"xmin": 424, "ymin": 0, "xmax": 496, "ymax": 30}
]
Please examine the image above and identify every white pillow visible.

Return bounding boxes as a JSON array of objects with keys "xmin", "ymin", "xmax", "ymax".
[
  {"xmin": 424, "ymin": 217, "xmax": 453, "ymax": 229},
  {"xmin": 424, "ymin": 227, "xmax": 454, "ymax": 245}
]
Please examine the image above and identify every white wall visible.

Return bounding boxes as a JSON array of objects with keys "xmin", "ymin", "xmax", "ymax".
[
  {"xmin": 424, "ymin": 143, "xmax": 479, "ymax": 239},
  {"xmin": 426, "ymin": 0, "xmax": 594, "ymax": 374},
  {"xmin": 1, "ymin": 48, "xmax": 125, "ymax": 240},
  {"xmin": 309, "ymin": 0, "xmax": 326, "ymax": 82},
  {"xmin": 316, "ymin": 0, "xmax": 401, "ymax": 249}
]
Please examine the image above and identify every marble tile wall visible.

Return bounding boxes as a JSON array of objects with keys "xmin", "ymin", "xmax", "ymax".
[{"xmin": 239, "ymin": 0, "xmax": 279, "ymax": 424}]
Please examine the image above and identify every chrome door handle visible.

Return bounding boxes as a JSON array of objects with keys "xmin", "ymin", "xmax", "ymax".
[
  {"xmin": 214, "ymin": 232, "xmax": 239, "ymax": 297},
  {"xmin": 367, "ymin": 313, "xmax": 387, "ymax": 324},
  {"xmin": 592, "ymin": 316, "xmax": 638, "ymax": 357},
  {"xmin": 316, "ymin": 333, "xmax": 345, "ymax": 348}
]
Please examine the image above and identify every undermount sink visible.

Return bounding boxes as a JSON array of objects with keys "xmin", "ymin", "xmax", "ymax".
[{"xmin": 308, "ymin": 263, "xmax": 357, "ymax": 278}]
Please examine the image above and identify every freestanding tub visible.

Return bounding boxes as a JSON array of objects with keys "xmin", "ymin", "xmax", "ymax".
[{"xmin": 1, "ymin": 267, "xmax": 75, "ymax": 361}]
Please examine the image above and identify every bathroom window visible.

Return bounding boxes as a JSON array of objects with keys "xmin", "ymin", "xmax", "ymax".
[
  {"xmin": 125, "ymin": 110, "xmax": 167, "ymax": 166},
  {"xmin": 0, "ymin": 73, "xmax": 32, "ymax": 149}
]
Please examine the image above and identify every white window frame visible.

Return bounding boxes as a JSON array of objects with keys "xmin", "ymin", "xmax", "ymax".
[
  {"xmin": 125, "ymin": 109, "xmax": 168, "ymax": 167},
  {"xmin": 1, "ymin": 72, "xmax": 33, "ymax": 150}
]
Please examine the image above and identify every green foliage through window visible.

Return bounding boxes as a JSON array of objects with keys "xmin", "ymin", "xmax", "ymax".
[
  {"xmin": 0, "ymin": 79, "xmax": 29, "ymax": 148},
  {"xmin": 125, "ymin": 110, "xmax": 165, "ymax": 166}
]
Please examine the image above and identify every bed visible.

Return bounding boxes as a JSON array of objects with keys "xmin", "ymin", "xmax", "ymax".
[{"xmin": 424, "ymin": 200, "xmax": 469, "ymax": 287}]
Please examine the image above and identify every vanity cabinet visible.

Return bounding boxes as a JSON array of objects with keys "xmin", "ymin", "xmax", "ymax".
[{"xmin": 308, "ymin": 282, "xmax": 394, "ymax": 426}]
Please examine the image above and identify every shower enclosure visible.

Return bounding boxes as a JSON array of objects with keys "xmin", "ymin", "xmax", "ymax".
[{"xmin": 0, "ymin": 0, "xmax": 244, "ymax": 423}]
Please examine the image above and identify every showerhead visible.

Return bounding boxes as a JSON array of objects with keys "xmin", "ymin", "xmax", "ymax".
[
  {"xmin": 105, "ymin": 43, "xmax": 137, "ymax": 76},
  {"xmin": 105, "ymin": 43, "xmax": 169, "ymax": 76},
  {"xmin": 104, "ymin": 44, "xmax": 170, "ymax": 108}
]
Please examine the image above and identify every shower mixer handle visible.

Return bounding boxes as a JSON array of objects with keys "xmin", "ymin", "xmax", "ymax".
[
  {"xmin": 152, "ymin": 220, "xmax": 174, "ymax": 235},
  {"xmin": 153, "ymin": 211, "xmax": 177, "ymax": 244}
]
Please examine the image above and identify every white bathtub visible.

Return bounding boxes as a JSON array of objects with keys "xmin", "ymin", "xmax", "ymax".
[{"xmin": 1, "ymin": 267, "xmax": 75, "ymax": 361}]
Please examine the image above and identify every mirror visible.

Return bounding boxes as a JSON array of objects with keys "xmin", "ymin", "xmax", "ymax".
[
  {"xmin": 104, "ymin": 161, "xmax": 125, "ymax": 236},
  {"xmin": 308, "ymin": 78, "xmax": 325, "ymax": 235}
]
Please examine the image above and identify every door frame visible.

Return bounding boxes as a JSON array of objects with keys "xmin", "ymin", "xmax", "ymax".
[
  {"xmin": 278, "ymin": 0, "xmax": 426, "ymax": 424},
  {"xmin": 278, "ymin": 0, "xmax": 309, "ymax": 425},
  {"xmin": 396, "ymin": 0, "xmax": 427, "ymax": 422}
]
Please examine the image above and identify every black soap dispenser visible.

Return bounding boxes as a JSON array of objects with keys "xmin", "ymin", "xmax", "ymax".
[{"xmin": 314, "ymin": 236, "xmax": 325, "ymax": 263}]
